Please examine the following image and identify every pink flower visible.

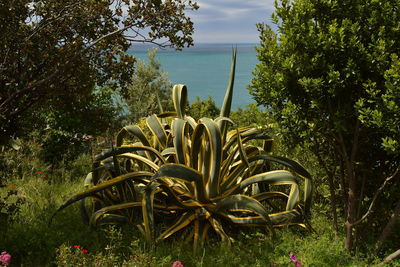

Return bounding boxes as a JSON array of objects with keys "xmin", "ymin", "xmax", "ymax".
[
  {"xmin": 81, "ymin": 249, "xmax": 89, "ymax": 254},
  {"xmin": 172, "ymin": 261, "xmax": 184, "ymax": 267},
  {"xmin": 73, "ymin": 245, "xmax": 81, "ymax": 248},
  {"xmin": 289, "ymin": 253, "xmax": 302, "ymax": 267},
  {"xmin": 0, "ymin": 251, "xmax": 11, "ymax": 266},
  {"xmin": 36, "ymin": 171, "xmax": 44, "ymax": 175}
]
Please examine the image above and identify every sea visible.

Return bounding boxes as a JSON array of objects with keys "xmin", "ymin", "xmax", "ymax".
[{"xmin": 128, "ymin": 43, "xmax": 259, "ymax": 109}]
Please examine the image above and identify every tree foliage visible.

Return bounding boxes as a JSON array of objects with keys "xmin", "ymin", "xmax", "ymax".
[
  {"xmin": 0, "ymin": 0, "xmax": 198, "ymax": 144},
  {"xmin": 230, "ymin": 104, "xmax": 268, "ymax": 128},
  {"xmin": 189, "ymin": 96, "xmax": 220, "ymax": 121},
  {"xmin": 356, "ymin": 54, "xmax": 400, "ymax": 155},
  {"xmin": 250, "ymin": 0, "xmax": 400, "ymax": 251},
  {"xmin": 124, "ymin": 49, "xmax": 173, "ymax": 121},
  {"xmin": 29, "ymin": 87, "xmax": 122, "ymax": 163}
]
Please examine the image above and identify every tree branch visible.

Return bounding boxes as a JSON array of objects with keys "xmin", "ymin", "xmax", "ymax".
[
  {"xmin": 351, "ymin": 166, "xmax": 400, "ymax": 226},
  {"xmin": 378, "ymin": 249, "xmax": 400, "ymax": 266},
  {"xmin": 27, "ymin": 2, "xmax": 82, "ymax": 40},
  {"xmin": 350, "ymin": 119, "xmax": 360, "ymax": 163},
  {"xmin": 375, "ymin": 198, "xmax": 400, "ymax": 252},
  {"xmin": 0, "ymin": 25, "xmax": 130, "ymax": 115},
  {"xmin": 125, "ymin": 29, "xmax": 170, "ymax": 48}
]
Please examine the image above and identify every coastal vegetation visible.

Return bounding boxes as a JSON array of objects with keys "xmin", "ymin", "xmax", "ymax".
[
  {"xmin": 1, "ymin": 0, "xmax": 399, "ymax": 266},
  {"xmin": 250, "ymin": 0, "xmax": 400, "ymax": 254}
]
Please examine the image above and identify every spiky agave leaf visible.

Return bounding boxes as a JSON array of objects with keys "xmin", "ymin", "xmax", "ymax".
[{"xmin": 52, "ymin": 50, "xmax": 313, "ymax": 250}]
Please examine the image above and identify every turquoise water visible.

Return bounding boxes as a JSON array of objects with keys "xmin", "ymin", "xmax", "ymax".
[{"xmin": 128, "ymin": 43, "xmax": 258, "ymax": 108}]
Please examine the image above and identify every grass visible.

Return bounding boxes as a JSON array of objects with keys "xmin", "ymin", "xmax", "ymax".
[{"xmin": 0, "ymin": 151, "xmax": 398, "ymax": 266}]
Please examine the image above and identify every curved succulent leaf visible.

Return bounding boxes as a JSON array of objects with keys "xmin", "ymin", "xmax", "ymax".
[
  {"xmin": 239, "ymin": 170, "xmax": 299, "ymax": 190},
  {"xmin": 199, "ymin": 118, "xmax": 222, "ymax": 198},
  {"xmin": 142, "ymin": 183, "xmax": 160, "ymax": 243},
  {"xmin": 173, "ymin": 84, "xmax": 187, "ymax": 119},
  {"xmin": 156, "ymin": 212, "xmax": 197, "ymax": 242},
  {"xmin": 93, "ymin": 214, "xmax": 128, "ymax": 226},
  {"xmin": 193, "ymin": 219, "xmax": 210, "ymax": 251},
  {"xmin": 218, "ymin": 48, "xmax": 237, "ymax": 140},
  {"xmin": 95, "ymin": 146, "xmax": 165, "ymax": 165},
  {"xmin": 215, "ymin": 194, "xmax": 272, "ymax": 225},
  {"xmin": 236, "ymin": 129, "xmax": 250, "ymax": 168},
  {"xmin": 146, "ymin": 115, "xmax": 167, "ymax": 149},
  {"xmin": 117, "ymin": 153, "xmax": 160, "ymax": 171},
  {"xmin": 153, "ymin": 164, "xmax": 208, "ymax": 203},
  {"xmin": 268, "ymin": 209, "xmax": 301, "ymax": 225},
  {"xmin": 172, "ymin": 118, "xmax": 189, "ymax": 165},
  {"xmin": 184, "ymin": 115, "xmax": 197, "ymax": 129},
  {"xmin": 208, "ymin": 217, "xmax": 232, "ymax": 244},
  {"xmin": 158, "ymin": 111, "xmax": 177, "ymax": 118},
  {"xmin": 248, "ymin": 155, "xmax": 311, "ymax": 179},
  {"xmin": 252, "ymin": 191, "xmax": 289, "ymax": 201},
  {"xmin": 51, "ymin": 171, "xmax": 153, "ymax": 222},
  {"xmin": 214, "ymin": 116, "xmax": 235, "ymax": 126}
]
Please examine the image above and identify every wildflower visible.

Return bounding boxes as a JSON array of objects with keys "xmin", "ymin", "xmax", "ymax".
[
  {"xmin": 36, "ymin": 171, "xmax": 44, "ymax": 175},
  {"xmin": 172, "ymin": 261, "xmax": 184, "ymax": 267},
  {"xmin": 73, "ymin": 245, "xmax": 81, "ymax": 249},
  {"xmin": 289, "ymin": 253, "xmax": 302, "ymax": 267},
  {"xmin": 81, "ymin": 249, "xmax": 89, "ymax": 254},
  {"xmin": 289, "ymin": 253, "xmax": 297, "ymax": 262},
  {"xmin": 0, "ymin": 251, "xmax": 11, "ymax": 266}
]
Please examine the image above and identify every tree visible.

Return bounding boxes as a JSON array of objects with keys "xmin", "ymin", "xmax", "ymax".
[
  {"xmin": 25, "ymin": 86, "xmax": 122, "ymax": 163},
  {"xmin": 230, "ymin": 103, "xmax": 268, "ymax": 128},
  {"xmin": 189, "ymin": 95, "xmax": 220, "ymax": 121},
  {"xmin": 0, "ymin": 0, "xmax": 198, "ymax": 144},
  {"xmin": 356, "ymin": 54, "xmax": 400, "ymax": 253},
  {"xmin": 124, "ymin": 48, "xmax": 173, "ymax": 121},
  {"xmin": 250, "ymin": 0, "xmax": 400, "ymax": 251}
]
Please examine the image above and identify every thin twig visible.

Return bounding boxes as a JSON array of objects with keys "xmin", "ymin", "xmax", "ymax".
[{"xmin": 351, "ymin": 166, "xmax": 400, "ymax": 226}]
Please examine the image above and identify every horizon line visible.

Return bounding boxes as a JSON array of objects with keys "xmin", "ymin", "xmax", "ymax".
[{"xmin": 130, "ymin": 42, "xmax": 258, "ymax": 46}]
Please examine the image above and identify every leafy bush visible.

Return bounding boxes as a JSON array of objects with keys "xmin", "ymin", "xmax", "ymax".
[
  {"xmin": 124, "ymin": 48, "xmax": 174, "ymax": 122},
  {"xmin": 0, "ymin": 184, "xmax": 25, "ymax": 240},
  {"xmin": 189, "ymin": 95, "xmax": 220, "ymax": 121},
  {"xmin": 54, "ymin": 51, "xmax": 312, "ymax": 250}
]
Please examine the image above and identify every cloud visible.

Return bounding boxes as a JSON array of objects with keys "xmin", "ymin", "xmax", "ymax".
[
  {"xmin": 187, "ymin": 0, "xmax": 275, "ymax": 43},
  {"xmin": 191, "ymin": 0, "xmax": 274, "ymax": 22},
  {"xmin": 198, "ymin": 0, "xmax": 274, "ymax": 11}
]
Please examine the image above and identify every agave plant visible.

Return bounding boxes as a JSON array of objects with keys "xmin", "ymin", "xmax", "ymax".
[{"xmin": 52, "ymin": 50, "xmax": 312, "ymax": 249}]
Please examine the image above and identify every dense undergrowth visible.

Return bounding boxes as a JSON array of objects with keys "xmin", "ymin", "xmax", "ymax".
[{"xmin": 1, "ymin": 140, "xmax": 396, "ymax": 266}]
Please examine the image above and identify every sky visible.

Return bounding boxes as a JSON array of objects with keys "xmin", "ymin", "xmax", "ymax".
[{"xmin": 187, "ymin": 0, "xmax": 275, "ymax": 43}]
